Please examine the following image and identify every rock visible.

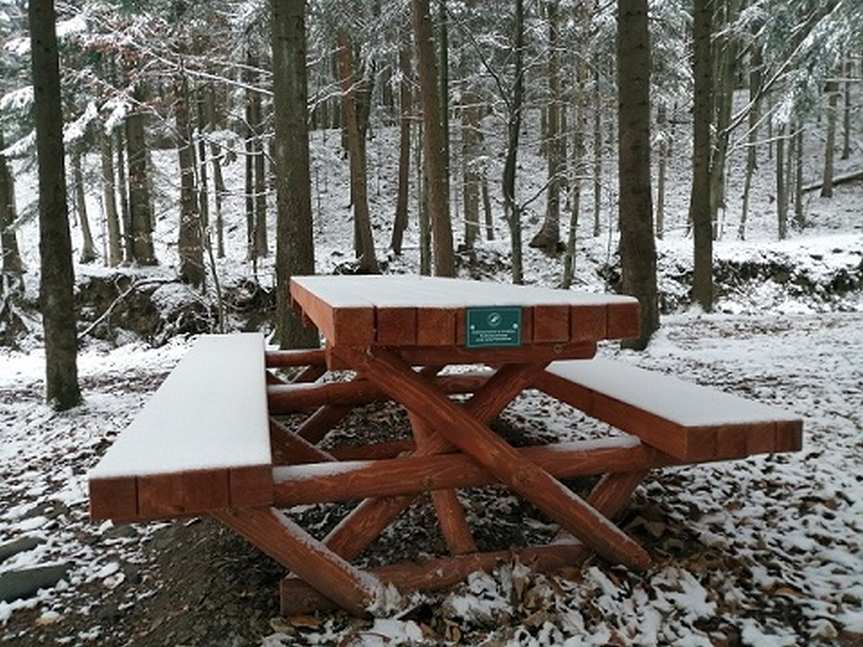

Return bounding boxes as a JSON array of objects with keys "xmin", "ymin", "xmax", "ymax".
[
  {"xmin": 0, "ymin": 563, "xmax": 70, "ymax": 603},
  {"xmin": 0, "ymin": 537, "xmax": 44, "ymax": 564}
]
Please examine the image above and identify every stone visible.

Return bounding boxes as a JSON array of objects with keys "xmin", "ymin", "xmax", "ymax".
[
  {"xmin": 0, "ymin": 564, "xmax": 70, "ymax": 603},
  {"xmin": 0, "ymin": 537, "xmax": 44, "ymax": 564}
]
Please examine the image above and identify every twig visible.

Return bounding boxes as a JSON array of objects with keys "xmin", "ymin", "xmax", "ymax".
[{"xmin": 77, "ymin": 278, "xmax": 176, "ymax": 342}]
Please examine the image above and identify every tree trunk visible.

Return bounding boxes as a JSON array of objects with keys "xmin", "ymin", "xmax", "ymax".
[
  {"xmin": 0, "ymin": 129, "xmax": 24, "ymax": 290},
  {"xmin": 530, "ymin": 0, "xmax": 562, "ymax": 254},
  {"xmin": 207, "ymin": 84, "xmax": 225, "ymax": 258},
  {"xmin": 481, "ymin": 173, "xmax": 494, "ymax": 241},
  {"xmin": 391, "ymin": 27, "xmax": 412, "ymax": 255},
  {"xmin": 253, "ymin": 105, "xmax": 268, "ymax": 258},
  {"xmin": 336, "ymin": 30, "xmax": 379, "ymax": 273},
  {"xmin": 99, "ymin": 130, "xmax": 122, "ymax": 266},
  {"xmin": 591, "ymin": 59, "xmax": 602, "ymax": 238},
  {"xmin": 271, "ymin": 0, "xmax": 319, "ymax": 349},
  {"xmin": 562, "ymin": 56, "xmax": 587, "ymax": 289},
  {"xmin": 501, "ymin": 0, "xmax": 525, "ymax": 284},
  {"xmin": 708, "ymin": 19, "xmax": 738, "ymax": 241},
  {"xmin": 244, "ymin": 49, "xmax": 257, "ymax": 260},
  {"xmin": 125, "ymin": 83, "xmax": 157, "ymax": 265},
  {"xmin": 175, "ymin": 72, "xmax": 204, "ymax": 287},
  {"xmin": 438, "ymin": 0, "xmax": 450, "ymax": 202},
  {"xmin": 821, "ymin": 79, "xmax": 838, "ymax": 198},
  {"xmin": 841, "ymin": 56, "xmax": 851, "ymax": 161},
  {"xmin": 72, "ymin": 151, "xmax": 98, "ymax": 264},
  {"xmin": 114, "ymin": 128, "xmax": 132, "ymax": 263},
  {"xmin": 413, "ymin": 0, "xmax": 455, "ymax": 277},
  {"xmin": 417, "ymin": 122, "xmax": 431, "ymax": 275},
  {"xmin": 195, "ymin": 86, "xmax": 210, "ymax": 231},
  {"xmin": 689, "ymin": 0, "xmax": 713, "ymax": 311},
  {"xmin": 794, "ymin": 125, "xmax": 804, "ymax": 229},
  {"xmin": 616, "ymin": 0, "xmax": 658, "ymax": 349},
  {"xmin": 776, "ymin": 123, "xmax": 788, "ymax": 240},
  {"xmin": 655, "ymin": 103, "xmax": 667, "ymax": 240},
  {"xmin": 30, "ymin": 0, "xmax": 81, "ymax": 409},
  {"xmin": 738, "ymin": 41, "xmax": 762, "ymax": 241}
]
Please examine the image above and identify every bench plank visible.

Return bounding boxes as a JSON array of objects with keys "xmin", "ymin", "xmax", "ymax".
[
  {"xmin": 89, "ymin": 333, "xmax": 273, "ymax": 520},
  {"xmin": 536, "ymin": 358, "xmax": 803, "ymax": 462}
]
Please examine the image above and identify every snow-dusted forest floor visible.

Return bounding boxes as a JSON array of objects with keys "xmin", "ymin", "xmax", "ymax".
[{"xmin": 1, "ymin": 312, "xmax": 861, "ymax": 646}]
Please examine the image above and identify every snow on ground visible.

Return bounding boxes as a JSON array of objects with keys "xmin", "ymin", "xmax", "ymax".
[{"xmin": 1, "ymin": 312, "xmax": 861, "ymax": 645}]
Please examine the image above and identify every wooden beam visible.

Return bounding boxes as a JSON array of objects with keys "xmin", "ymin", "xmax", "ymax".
[
  {"xmin": 269, "ymin": 418, "xmax": 335, "ymax": 465},
  {"xmin": 327, "ymin": 438, "xmax": 416, "ymax": 461},
  {"xmin": 295, "ymin": 404, "xmax": 353, "ymax": 445},
  {"xmin": 292, "ymin": 365, "xmax": 326, "ymax": 383},
  {"xmin": 321, "ymin": 363, "xmax": 546, "ymax": 561},
  {"xmin": 272, "ymin": 441, "xmax": 664, "ymax": 505},
  {"xmin": 267, "ymin": 372, "xmax": 491, "ymax": 413},
  {"xmin": 337, "ymin": 347, "xmax": 651, "ymax": 570},
  {"xmin": 280, "ymin": 469, "xmax": 650, "ymax": 616},
  {"xmin": 265, "ymin": 348, "xmax": 326, "ymax": 368},
  {"xmin": 409, "ymin": 412, "xmax": 477, "ymax": 555},
  {"xmin": 212, "ymin": 507, "xmax": 382, "ymax": 616},
  {"xmin": 280, "ymin": 541, "xmax": 593, "ymax": 616}
]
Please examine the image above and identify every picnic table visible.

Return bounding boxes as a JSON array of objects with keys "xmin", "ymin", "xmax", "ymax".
[{"xmin": 88, "ymin": 275, "xmax": 802, "ymax": 617}]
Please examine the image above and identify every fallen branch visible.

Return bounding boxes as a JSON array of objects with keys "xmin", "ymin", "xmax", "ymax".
[{"xmin": 801, "ymin": 169, "xmax": 863, "ymax": 194}]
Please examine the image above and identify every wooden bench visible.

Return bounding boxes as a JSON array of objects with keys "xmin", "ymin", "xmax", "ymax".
[
  {"xmin": 534, "ymin": 358, "xmax": 802, "ymax": 463},
  {"xmin": 88, "ymin": 333, "xmax": 273, "ymax": 521}
]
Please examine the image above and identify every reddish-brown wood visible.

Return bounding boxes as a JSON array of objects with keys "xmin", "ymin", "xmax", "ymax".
[
  {"xmin": 89, "ymin": 477, "xmax": 138, "ymax": 521},
  {"xmin": 397, "ymin": 342, "xmax": 596, "ymax": 367},
  {"xmin": 292, "ymin": 365, "xmax": 326, "ymax": 383},
  {"xmin": 409, "ymin": 412, "xmax": 477, "ymax": 555},
  {"xmin": 570, "ymin": 304, "xmax": 607, "ymax": 342},
  {"xmin": 280, "ymin": 540, "xmax": 595, "ymax": 616},
  {"xmin": 266, "ymin": 371, "xmax": 286, "ymax": 385},
  {"xmin": 272, "ymin": 441, "xmax": 666, "ymax": 505},
  {"xmin": 267, "ymin": 373, "xmax": 490, "ymax": 413},
  {"xmin": 295, "ymin": 404, "xmax": 353, "ymax": 444},
  {"xmin": 533, "ymin": 305, "xmax": 570, "ymax": 343},
  {"xmin": 270, "ymin": 418, "xmax": 336, "ymax": 464},
  {"xmin": 416, "ymin": 307, "xmax": 457, "ymax": 346},
  {"xmin": 774, "ymin": 419, "xmax": 803, "ymax": 452},
  {"xmin": 338, "ymin": 347, "xmax": 651, "ymax": 570},
  {"xmin": 229, "ymin": 465, "xmax": 273, "ymax": 507},
  {"xmin": 290, "ymin": 279, "xmax": 376, "ymax": 346},
  {"xmin": 212, "ymin": 507, "xmax": 382, "ymax": 616},
  {"xmin": 607, "ymin": 300, "xmax": 640, "ymax": 340},
  {"xmin": 376, "ymin": 307, "xmax": 417, "ymax": 345},
  {"xmin": 328, "ymin": 438, "xmax": 416, "ymax": 461},
  {"xmin": 137, "ymin": 469, "xmax": 230, "ymax": 519},
  {"xmin": 265, "ymin": 348, "xmax": 326, "ymax": 368},
  {"xmin": 321, "ymin": 364, "xmax": 544, "ymax": 561}
]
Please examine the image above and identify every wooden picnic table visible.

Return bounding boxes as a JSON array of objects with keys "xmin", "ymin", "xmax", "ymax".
[{"xmin": 88, "ymin": 275, "xmax": 802, "ymax": 617}]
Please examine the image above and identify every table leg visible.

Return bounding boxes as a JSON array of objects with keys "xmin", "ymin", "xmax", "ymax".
[{"xmin": 340, "ymin": 347, "xmax": 651, "ymax": 570}]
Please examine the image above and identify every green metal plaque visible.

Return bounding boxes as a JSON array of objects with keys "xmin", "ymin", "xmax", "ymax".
[{"xmin": 466, "ymin": 306, "xmax": 522, "ymax": 348}]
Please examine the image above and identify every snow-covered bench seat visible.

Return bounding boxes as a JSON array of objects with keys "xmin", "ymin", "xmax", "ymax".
[
  {"xmin": 535, "ymin": 358, "xmax": 802, "ymax": 462},
  {"xmin": 88, "ymin": 333, "xmax": 273, "ymax": 521}
]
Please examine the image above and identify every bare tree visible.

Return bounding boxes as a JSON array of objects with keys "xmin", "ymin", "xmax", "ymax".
[
  {"xmin": 0, "ymin": 129, "xmax": 23, "ymax": 292},
  {"xmin": 272, "ymin": 0, "xmax": 319, "ymax": 349},
  {"xmin": 390, "ymin": 25, "xmax": 412, "ymax": 255},
  {"xmin": 821, "ymin": 77, "xmax": 838, "ymax": 198},
  {"xmin": 29, "ymin": 0, "xmax": 81, "ymax": 409},
  {"xmin": 175, "ymin": 70, "xmax": 205, "ymax": 287},
  {"xmin": 412, "ymin": 0, "xmax": 455, "ymax": 277},
  {"xmin": 125, "ymin": 82, "xmax": 157, "ymax": 265},
  {"xmin": 689, "ymin": 0, "xmax": 713, "ymax": 310}
]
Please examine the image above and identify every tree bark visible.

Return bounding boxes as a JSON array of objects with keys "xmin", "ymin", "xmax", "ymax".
[
  {"xmin": 562, "ymin": 54, "xmax": 587, "ymax": 289},
  {"xmin": 0, "ymin": 129, "xmax": 24, "ymax": 291},
  {"xmin": 708, "ymin": 14, "xmax": 738, "ymax": 240},
  {"xmin": 99, "ymin": 130, "xmax": 122, "ymax": 266},
  {"xmin": 391, "ymin": 27, "xmax": 412, "ymax": 255},
  {"xmin": 114, "ymin": 128, "xmax": 132, "ymax": 263},
  {"xmin": 417, "ymin": 122, "xmax": 431, "ymax": 275},
  {"xmin": 655, "ymin": 103, "xmax": 667, "ymax": 240},
  {"xmin": 30, "ymin": 0, "xmax": 81, "ymax": 409},
  {"xmin": 72, "ymin": 151, "xmax": 98, "ymax": 264},
  {"xmin": 336, "ymin": 30, "xmax": 379, "ymax": 273},
  {"xmin": 689, "ymin": 0, "xmax": 713, "ymax": 311},
  {"xmin": 438, "ymin": 0, "xmax": 450, "ymax": 203},
  {"xmin": 794, "ymin": 125, "xmax": 804, "ymax": 229},
  {"xmin": 776, "ymin": 123, "xmax": 788, "ymax": 240},
  {"xmin": 272, "ymin": 0, "xmax": 319, "ymax": 349},
  {"xmin": 821, "ymin": 78, "xmax": 838, "ymax": 198},
  {"xmin": 252, "ymin": 91, "xmax": 268, "ymax": 258},
  {"xmin": 412, "ymin": 0, "xmax": 455, "ymax": 277},
  {"xmin": 175, "ymin": 71, "xmax": 204, "ymax": 287},
  {"xmin": 592, "ymin": 56, "xmax": 602, "ymax": 238},
  {"xmin": 841, "ymin": 56, "xmax": 851, "ymax": 161},
  {"xmin": 739, "ymin": 40, "xmax": 762, "ymax": 241},
  {"xmin": 530, "ymin": 0, "xmax": 562, "ymax": 254},
  {"xmin": 206, "ymin": 84, "xmax": 225, "ymax": 258},
  {"xmin": 125, "ymin": 83, "xmax": 157, "ymax": 265},
  {"xmin": 616, "ymin": 0, "xmax": 658, "ymax": 349},
  {"xmin": 195, "ymin": 86, "xmax": 210, "ymax": 231},
  {"xmin": 501, "ymin": 0, "xmax": 525, "ymax": 284}
]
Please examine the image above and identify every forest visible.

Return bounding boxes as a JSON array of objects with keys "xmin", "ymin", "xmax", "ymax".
[{"xmin": 1, "ymin": 0, "xmax": 862, "ymax": 645}]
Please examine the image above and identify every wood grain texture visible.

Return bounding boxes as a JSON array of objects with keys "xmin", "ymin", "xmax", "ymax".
[
  {"xmin": 265, "ymin": 348, "xmax": 326, "ymax": 368},
  {"xmin": 212, "ymin": 507, "xmax": 381, "ymax": 616},
  {"xmin": 137, "ymin": 469, "xmax": 230, "ymax": 518},
  {"xmin": 416, "ymin": 307, "xmax": 458, "ymax": 346},
  {"xmin": 328, "ymin": 438, "xmax": 416, "ymax": 461},
  {"xmin": 606, "ymin": 300, "xmax": 640, "ymax": 340},
  {"xmin": 272, "ymin": 441, "xmax": 666, "ymax": 505},
  {"xmin": 376, "ymin": 307, "xmax": 417, "ymax": 345},
  {"xmin": 270, "ymin": 418, "xmax": 336, "ymax": 465},
  {"xmin": 533, "ymin": 305, "xmax": 570, "ymax": 343},
  {"xmin": 89, "ymin": 477, "xmax": 137, "ymax": 521},
  {"xmin": 339, "ymin": 347, "xmax": 651, "ymax": 570}
]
